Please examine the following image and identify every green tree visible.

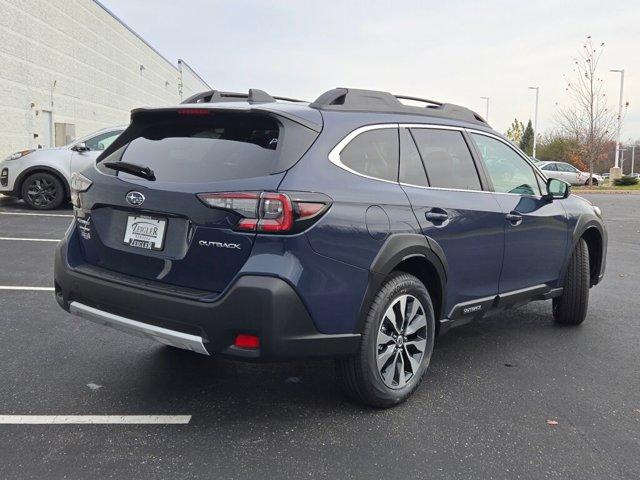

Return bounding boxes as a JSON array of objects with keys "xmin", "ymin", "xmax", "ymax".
[
  {"xmin": 519, "ymin": 120, "xmax": 534, "ymax": 155},
  {"xmin": 505, "ymin": 118, "xmax": 525, "ymax": 144}
]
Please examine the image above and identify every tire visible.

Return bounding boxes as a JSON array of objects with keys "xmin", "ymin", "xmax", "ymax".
[
  {"xmin": 21, "ymin": 172, "xmax": 65, "ymax": 210},
  {"xmin": 553, "ymin": 238, "xmax": 590, "ymax": 325},
  {"xmin": 336, "ymin": 272, "xmax": 436, "ymax": 408},
  {"xmin": 585, "ymin": 179, "xmax": 598, "ymax": 186}
]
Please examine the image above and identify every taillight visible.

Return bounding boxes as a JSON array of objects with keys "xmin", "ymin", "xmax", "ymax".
[
  {"xmin": 197, "ymin": 191, "xmax": 330, "ymax": 234},
  {"xmin": 70, "ymin": 172, "xmax": 93, "ymax": 208}
]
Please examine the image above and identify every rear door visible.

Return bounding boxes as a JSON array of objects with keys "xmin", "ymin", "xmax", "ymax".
[
  {"xmin": 77, "ymin": 109, "xmax": 318, "ymax": 295},
  {"xmin": 399, "ymin": 126, "xmax": 505, "ymax": 319},
  {"xmin": 469, "ymin": 132, "xmax": 569, "ymax": 293}
]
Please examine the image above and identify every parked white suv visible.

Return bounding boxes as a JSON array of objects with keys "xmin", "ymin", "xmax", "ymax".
[
  {"xmin": 0, "ymin": 126, "xmax": 125, "ymax": 210},
  {"xmin": 538, "ymin": 161, "xmax": 603, "ymax": 186}
]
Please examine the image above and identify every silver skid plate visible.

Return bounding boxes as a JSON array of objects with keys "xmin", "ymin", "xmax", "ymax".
[{"xmin": 69, "ymin": 302, "xmax": 209, "ymax": 355}]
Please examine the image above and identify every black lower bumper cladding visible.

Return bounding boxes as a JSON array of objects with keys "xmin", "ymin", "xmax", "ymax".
[{"xmin": 54, "ymin": 235, "xmax": 360, "ymax": 361}]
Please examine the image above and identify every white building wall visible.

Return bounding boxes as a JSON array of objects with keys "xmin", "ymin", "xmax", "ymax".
[{"xmin": 0, "ymin": 0, "xmax": 210, "ymax": 157}]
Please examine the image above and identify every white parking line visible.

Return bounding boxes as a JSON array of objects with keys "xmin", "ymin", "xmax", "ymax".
[
  {"xmin": 0, "ymin": 237, "xmax": 60, "ymax": 242},
  {"xmin": 0, "ymin": 286, "xmax": 54, "ymax": 291},
  {"xmin": 0, "ymin": 211, "xmax": 73, "ymax": 218},
  {"xmin": 0, "ymin": 415, "xmax": 192, "ymax": 424}
]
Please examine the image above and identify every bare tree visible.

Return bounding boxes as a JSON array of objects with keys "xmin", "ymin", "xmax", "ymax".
[{"xmin": 556, "ymin": 37, "xmax": 621, "ymax": 185}]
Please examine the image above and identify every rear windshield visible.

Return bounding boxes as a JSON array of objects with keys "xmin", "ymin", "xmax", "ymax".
[{"xmin": 99, "ymin": 113, "xmax": 281, "ymax": 182}]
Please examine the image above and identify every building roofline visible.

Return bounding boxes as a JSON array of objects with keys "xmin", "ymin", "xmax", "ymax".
[
  {"xmin": 93, "ymin": 0, "xmax": 209, "ymax": 87},
  {"xmin": 178, "ymin": 59, "xmax": 213, "ymax": 90}
]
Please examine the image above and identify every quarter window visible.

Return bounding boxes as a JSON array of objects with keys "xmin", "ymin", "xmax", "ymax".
[
  {"xmin": 410, "ymin": 129, "xmax": 481, "ymax": 191},
  {"xmin": 338, "ymin": 128, "xmax": 399, "ymax": 182},
  {"xmin": 471, "ymin": 133, "xmax": 541, "ymax": 196}
]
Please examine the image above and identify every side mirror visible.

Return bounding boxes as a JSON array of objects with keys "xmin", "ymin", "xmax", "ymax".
[
  {"xmin": 545, "ymin": 178, "xmax": 570, "ymax": 200},
  {"xmin": 71, "ymin": 142, "xmax": 89, "ymax": 152}
]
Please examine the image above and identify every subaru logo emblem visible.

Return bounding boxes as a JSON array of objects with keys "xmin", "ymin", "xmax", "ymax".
[{"xmin": 126, "ymin": 191, "xmax": 145, "ymax": 206}]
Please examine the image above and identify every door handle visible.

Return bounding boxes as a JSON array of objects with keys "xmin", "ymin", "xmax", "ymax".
[
  {"xmin": 505, "ymin": 212, "xmax": 523, "ymax": 226},
  {"xmin": 425, "ymin": 209, "xmax": 449, "ymax": 224}
]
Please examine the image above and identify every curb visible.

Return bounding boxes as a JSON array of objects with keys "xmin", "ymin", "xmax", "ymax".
[{"xmin": 573, "ymin": 189, "xmax": 640, "ymax": 195}]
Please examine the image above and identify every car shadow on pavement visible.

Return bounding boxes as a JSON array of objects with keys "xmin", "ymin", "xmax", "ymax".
[
  {"xmin": 0, "ymin": 195, "xmax": 73, "ymax": 212},
  {"xmin": 119, "ymin": 302, "xmax": 569, "ymax": 420}
]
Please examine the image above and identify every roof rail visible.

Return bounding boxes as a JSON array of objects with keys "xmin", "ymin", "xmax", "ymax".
[
  {"xmin": 309, "ymin": 88, "xmax": 488, "ymax": 125},
  {"xmin": 181, "ymin": 89, "xmax": 306, "ymax": 105}
]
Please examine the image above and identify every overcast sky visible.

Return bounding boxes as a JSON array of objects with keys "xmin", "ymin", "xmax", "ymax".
[{"xmin": 103, "ymin": 0, "xmax": 639, "ymax": 141}]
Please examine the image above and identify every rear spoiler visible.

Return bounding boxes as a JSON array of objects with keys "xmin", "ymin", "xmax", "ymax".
[{"xmin": 97, "ymin": 106, "xmax": 322, "ymax": 163}]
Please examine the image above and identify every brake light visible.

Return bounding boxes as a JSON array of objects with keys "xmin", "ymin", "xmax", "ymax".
[
  {"xmin": 197, "ymin": 192, "xmax": 329, "ymax": 233},
  {"xmin": 177, "ymin": 108, "xmax": 211, "ymax": 116}
]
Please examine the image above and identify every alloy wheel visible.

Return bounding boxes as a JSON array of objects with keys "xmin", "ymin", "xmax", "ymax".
[
  {"xmin": 376, "ymin": 294, "xmax": 428, "ymax": 389},
  {"xmin": 26, "ymin": 177, "xmax": 57, "ymax": 207}
]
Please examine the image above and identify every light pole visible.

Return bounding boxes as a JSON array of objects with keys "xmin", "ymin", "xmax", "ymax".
[
  {"xmin": 610, "ymin": 69, "xmax": 625, "ymax": 179},
  {"xmin": 528, "ymin": 86, "xmax": 539, "ymax": 158},
  {"xmin": 480, "ymin": 96, "xmax": 489, "ymax": 122},
  {"xmin": 632, "ymin": 145, "xmax": 636, "ymax": 176}
]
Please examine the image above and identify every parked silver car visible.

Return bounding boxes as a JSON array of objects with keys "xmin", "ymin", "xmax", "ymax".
[
  {"xmin": 0, "ymin": 126, "xmax": 125, "ymax": 209},
  {"xmin": 538, "ymin": 161, "xmax": 603, "ymax": 186}
]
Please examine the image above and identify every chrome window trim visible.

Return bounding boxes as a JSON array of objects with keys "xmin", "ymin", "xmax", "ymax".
[
  {"xmin": 399, "ymin": 123, "xmax": 466, "ymax": 131},
  {"xmin": 328, "ymin": 122, "xmax": 551, "ymax": 198},
  {"xmin": 399, "ymin": 182, "xmax": 495, "ymax": 195}
]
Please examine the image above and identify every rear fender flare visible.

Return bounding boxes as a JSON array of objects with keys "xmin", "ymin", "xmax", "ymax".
[{"xmin": 355, "ymin": 234, "xmax": 447, "ymax": 333}]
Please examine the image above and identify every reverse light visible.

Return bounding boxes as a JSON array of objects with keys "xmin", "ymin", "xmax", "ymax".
[
  {"xmin": 70, "ymin": 172, "xmax": 93, "ymax": 208},
  {"xmin": 4, "ymin": 149, "xmax": 35, "ymax": 161},
  {"xmin": 197, "ymin": 191, "xmax": 329, "ymax": 234}
]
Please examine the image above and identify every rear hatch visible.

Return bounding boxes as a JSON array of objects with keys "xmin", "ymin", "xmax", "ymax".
[{"xmin": 74, "ymin": 106, "xmax": 320, "ymax": 296}]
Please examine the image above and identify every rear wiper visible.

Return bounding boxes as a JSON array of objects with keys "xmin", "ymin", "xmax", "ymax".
[{"xmin": 103, "ymin": 161, "xmax": 156, "ymax": 181}]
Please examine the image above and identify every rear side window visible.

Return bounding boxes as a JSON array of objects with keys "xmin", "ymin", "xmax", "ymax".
[
  {"xmin": 338, "ymin": 128, "xmax": 399, "ymax": 182},
  {"xmin": 410, "ymin": 129, "xmax": 481, "ymax": 191},
  {"xmin": 399, "ymin": 128, "xmax": 428, "ymax": 187},
  {"xmin": 541, "ymin": 163, "xmax": 557, "ymax": 171},
  {"xmin": 557, "ymin": 163, "xmax": 577, "ymax": 172},
  {"xmin": 100, "ymin": 114, "xmax": 283, "ymax": 182}
]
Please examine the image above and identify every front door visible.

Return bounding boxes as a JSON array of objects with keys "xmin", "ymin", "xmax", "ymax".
[
  {"xmin": 70, "ymin": 130, "xmax": 123, "ymax": 174},
  {"xmin": 399, "ymin": 127, "xmax": 505, "ymax": 320},
  {"xmin": 469, "ymin": 133, "xmax": 569, "ymax": 293}
]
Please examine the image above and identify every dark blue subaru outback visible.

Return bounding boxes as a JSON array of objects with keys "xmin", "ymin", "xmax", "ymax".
[{"xmin": 54, "ymin": 88, "xmax": 607, "ymax": 407}]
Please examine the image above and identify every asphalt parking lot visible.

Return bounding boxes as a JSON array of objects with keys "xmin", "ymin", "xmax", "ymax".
[{"xmin": 0, "ymin": 193, "xmax": 638, "ymax": 480}]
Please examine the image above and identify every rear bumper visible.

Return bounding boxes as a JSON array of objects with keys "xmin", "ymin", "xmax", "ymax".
[{"xmin": 54, "ymin": 236, "xmax": 360, "ymax": 361}]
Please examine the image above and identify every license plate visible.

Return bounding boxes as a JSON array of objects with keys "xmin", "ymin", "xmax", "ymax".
[{"xmin": 123, "ymin": 215, "xmax": 167, "ymax": 251}]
